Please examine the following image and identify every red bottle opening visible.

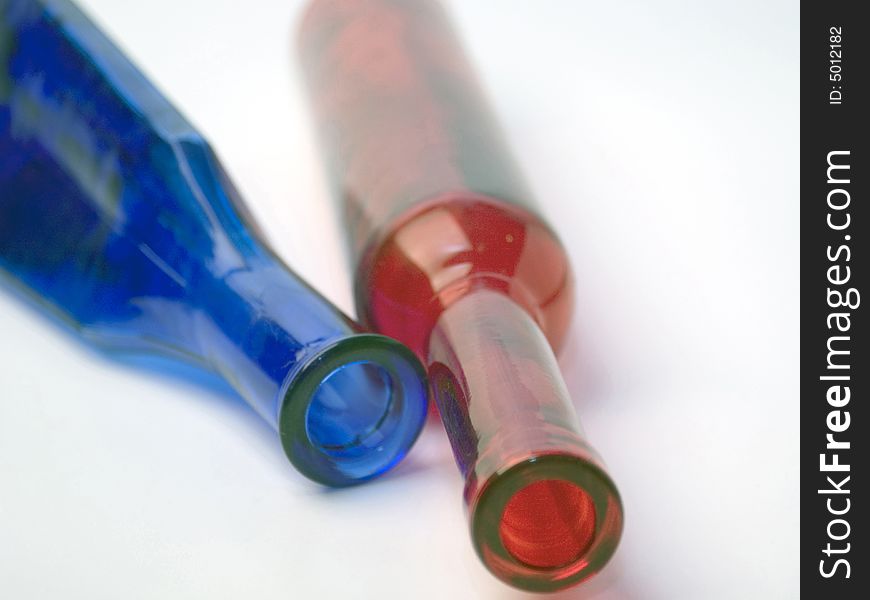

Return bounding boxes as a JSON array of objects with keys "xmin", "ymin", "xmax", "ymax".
[{"xmin": 499, "ymin": 479, "xmax": 597, "ymax": 569}]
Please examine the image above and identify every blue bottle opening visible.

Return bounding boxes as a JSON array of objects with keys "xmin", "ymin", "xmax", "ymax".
[
  {"xmin": 279, "ymin": 334, "xmax": 429, "ymax": 487},
  {"xmin": 306, "ymin": 361, "xmax": 395, "ymax": 456}
]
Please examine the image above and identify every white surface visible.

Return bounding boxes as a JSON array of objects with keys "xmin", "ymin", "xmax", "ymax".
[{"xmin": 0, "ymin": 1, "xmax": 799, "ymax": 598}]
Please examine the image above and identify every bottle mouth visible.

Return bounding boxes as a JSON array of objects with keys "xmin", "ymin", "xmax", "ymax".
[
  {"xmin": 278, "ymin": 334, "xmax": 428, "ymax": 487},
  {"xmin": 469, "ymin": 453, "xmax": 624, "ymax": 592}
]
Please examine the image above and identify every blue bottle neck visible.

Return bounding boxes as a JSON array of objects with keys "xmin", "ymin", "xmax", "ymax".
[{"xmin": 190, "ymin": 251, "xmax": 357, "ymax": 427}]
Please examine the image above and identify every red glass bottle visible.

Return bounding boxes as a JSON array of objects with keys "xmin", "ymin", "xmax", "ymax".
[{"xmin": 299, "ymin": 0, "xmax": 623, "ymax": 590}]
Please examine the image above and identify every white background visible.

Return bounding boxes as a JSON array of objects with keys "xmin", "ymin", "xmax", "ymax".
[{"xmin": 0, "ymin": 0, "xmax": 799, "ymax": 598}]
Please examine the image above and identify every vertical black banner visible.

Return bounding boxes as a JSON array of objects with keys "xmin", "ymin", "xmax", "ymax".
[{"xmin": 802, "ymin": 2, "xmax": 867, "ymax": 597}]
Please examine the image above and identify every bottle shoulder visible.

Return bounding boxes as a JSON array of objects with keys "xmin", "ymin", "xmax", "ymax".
[{"xmin": 358, "ymin": 194, "xmax": 573, "ymax": 356}]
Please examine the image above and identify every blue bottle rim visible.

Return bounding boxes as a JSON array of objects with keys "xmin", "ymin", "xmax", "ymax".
[{"xmin": 278, "ymin": 333, "xmax": 429, "ymax": 486}]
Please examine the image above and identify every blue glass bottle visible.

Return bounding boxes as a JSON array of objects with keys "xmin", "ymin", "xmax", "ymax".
[{"xmin": 0, "ymin": 0, "xmax": 428, "ymax": 486}]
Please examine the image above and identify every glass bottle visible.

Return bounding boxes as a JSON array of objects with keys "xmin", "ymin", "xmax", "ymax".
[
  {"xmin": 299, "ymin": 0, "xmax": 623, "ymax": 589},
  {"xmin": 0, "ymin": 0, "xmax": 428, "ymax": 487}
]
